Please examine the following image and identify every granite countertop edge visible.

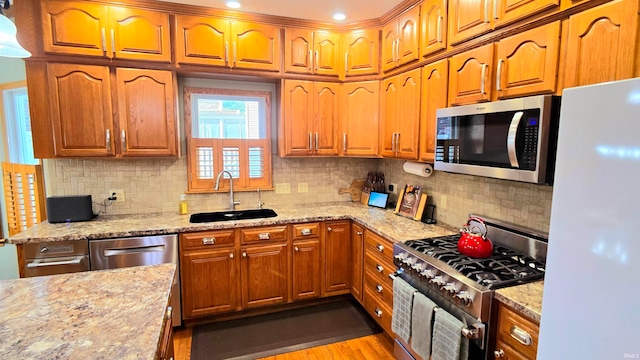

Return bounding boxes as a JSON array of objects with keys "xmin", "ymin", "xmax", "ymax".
[{"xmin": 494, "ymin": 280, "xmax": 544, "ymax": 323}]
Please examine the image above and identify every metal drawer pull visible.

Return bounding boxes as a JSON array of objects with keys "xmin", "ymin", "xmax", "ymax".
[
  {"xmin": 327, "ymin": 227, "xmax": 332, "ymax": 232},
  {"xmin": 375, "ymin": 284, "xmax": 383, "ymax": 293},
  {"xmin": 494, "ymin": 349, "xmax": 505, "ymax": 358},
  {"xmin": 374, "ymin": 308, "xmax": 383, "ymax": 318},
  {"xmin": 294, "ymin": 246, "xmax": 299, "ymax": 252},
  {"xmin": 301, "ymin": 228, "xmax": 312, "ymax": 236},
  {"xmin": 202, "ymin": 237, "xmax": 216, "ymax": 245},
  {"xmin": 165, "ymin": 306, "xmax": 173, "ymax": 320},
  {"xmin": 376, "ymin": 264, "xmax": 384, "ymax": 273},
  {"xmin": 258, "ymin": 233, "xmax": 270, "ymax": 240},
  {"xmin": 376, "ymin": 244, "xmax": 384, "ymax": 252},
  {"xmin": 510, "ymin": 326, "xmax": 533, "ymax": 346}
]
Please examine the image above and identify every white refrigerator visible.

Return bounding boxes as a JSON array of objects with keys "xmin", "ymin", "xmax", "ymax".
[{"xmin": 538, "ymin": 78, "xmax": 640, "ymax": 359}]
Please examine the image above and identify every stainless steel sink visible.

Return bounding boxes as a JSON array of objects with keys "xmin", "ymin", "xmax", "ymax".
[{"xmin": 189, "ymin": 209, "xmax": 277, "ymax": 223}]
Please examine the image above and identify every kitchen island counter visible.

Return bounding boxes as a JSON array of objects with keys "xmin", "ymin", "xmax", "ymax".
[
  {"xmin": 494, "ymin": 280, "xmax": 544, "ymax": 322},
  {"xmin": 0, "ymin": 263, "xmax": 175, "ymax": 360},
  {"xmin": 8, "ymin": 202, "xmax": 458, "ymax": 244}
]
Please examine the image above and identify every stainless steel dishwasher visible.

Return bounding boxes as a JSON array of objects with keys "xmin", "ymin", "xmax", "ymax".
[
  {"xmin": 89, "ymin": 234, "xmax": 181, "ymax": 326},
  {"xmin": 23, "ymin": 240, "xmax": 90, "ymax": 277}
]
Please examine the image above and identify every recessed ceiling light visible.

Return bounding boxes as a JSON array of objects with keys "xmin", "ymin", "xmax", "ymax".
[
  {"xmin": 226, "ymin": 1, "xmax": 241, "ymax": 9},
  {"xmin": 333, "ymin": 13, "xmax": 346, "ymax": 21}
]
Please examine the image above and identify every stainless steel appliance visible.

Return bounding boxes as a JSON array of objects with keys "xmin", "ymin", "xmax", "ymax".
[
  {"xmin": 23, "ymin": 240, "xmax": 90, "ymax": 277},
  {"xmin": 89, "ymin": 234, "xmax": 181, "ymax": 326},
  {"xmin": 434, "ymin": 95, "xmax": 561, "ymax": 184},
  {"xmin": 392, "ymin": 215, "xmax": 547, "ymax": 360}
]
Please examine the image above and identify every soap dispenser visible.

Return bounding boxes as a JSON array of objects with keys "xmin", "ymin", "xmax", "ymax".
[{"xmin": 179, "ymin": 194, "xmax": 188, "ymax": 215}]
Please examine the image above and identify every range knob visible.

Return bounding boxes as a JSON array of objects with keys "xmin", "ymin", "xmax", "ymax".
[
  {"xmin": 442, "ymin": 282, "xmax": 460, "ymax": 295},
  {"xmin": 403, "ymin": 256, "xmax": 417, "ymax": 266},
  {"xmin": 455, "ymin": 291, "xmax": 473, "ymax": 306},
  {"xmin": 394, "ymin": 252, "xmax": 407, "ymax": 262},
  {"xmin": 411, "ymin": 262, "xmax": 426, "ymax": 272},
  {"xmin": 430, "ymin": 275, "xmax": 448, "ymax": 286},
  {"xmin": 420, "ymin": 268, "xmax": 437, "ymax": 279}
]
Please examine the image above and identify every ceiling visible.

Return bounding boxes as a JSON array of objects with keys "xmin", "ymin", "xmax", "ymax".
[{"xmin": 155, "ymin": 0, "xmax": 406, "ymax": 23}]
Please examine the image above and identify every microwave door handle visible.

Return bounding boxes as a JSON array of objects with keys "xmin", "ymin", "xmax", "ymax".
[{"xmin": 507, "ymin": 111, "xmax": 524, "ymax": 168}]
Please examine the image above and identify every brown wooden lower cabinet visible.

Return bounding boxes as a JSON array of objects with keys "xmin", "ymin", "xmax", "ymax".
[
  {"xmin": 494, "ymin": 301, "xmax": 540, "ymax": 359},
  {"xmin": 241, "ymin": 243, "xmax": 290, "ymax": 309},
  {"xmin": 323, "ymin": 220, "xmax": 352, "ymax": 296},
  {"xmin": 157, "ymin": 303, "xmax": 175, "ymax": 360},
  {"xmin": 350, "ymin": 224, "xmax": 365, "ymax": 303},
  {"xmin": 363, "ymin": 288, "xmax": 393, "ymax": 335},
  {"xmin": 292, "ymin": 239, "xmax": 322, "ymax": 301}
]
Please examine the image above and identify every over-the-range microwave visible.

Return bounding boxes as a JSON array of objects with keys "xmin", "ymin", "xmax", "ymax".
[{"xmin": 434, "ymin": 95, "xmax": 561, "ymax": 185}]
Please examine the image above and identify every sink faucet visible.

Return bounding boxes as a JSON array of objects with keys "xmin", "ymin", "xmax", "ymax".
[
  {"xmin": 257, "ymin": 188, "xmax": 264, "ymax": 209},
  {"xmin": 214, "ymin": 170, "xmax": 240, "ymax": 211}
]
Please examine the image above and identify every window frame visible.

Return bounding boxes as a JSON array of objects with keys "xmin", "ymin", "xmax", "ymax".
[{"xmin": 184, "ymin": 86, "xmax": 273, "ymax": 193}]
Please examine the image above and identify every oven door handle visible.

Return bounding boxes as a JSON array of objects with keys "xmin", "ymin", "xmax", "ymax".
[
  {"xmin": 507, "ymin": 111, "xmax": 524, "ymax": 168},
  {"xmin": 103, "ymin": 245, "xmax": 166, "ymax": 257}
]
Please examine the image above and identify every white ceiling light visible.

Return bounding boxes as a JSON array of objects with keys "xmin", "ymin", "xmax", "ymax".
[
  {"xmin": 0, "ymin": 13, "xmax": 31, "ymax": 58},
  {"xmin": 333, "ymin": 12, "xmax": 346, "ymax": 21},
  {"xmin": 226, "ymin": 1, "xmax": 241, "ymax": 9}
]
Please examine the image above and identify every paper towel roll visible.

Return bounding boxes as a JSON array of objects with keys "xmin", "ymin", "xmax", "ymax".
[{"xmin": 403, "ymin": 161, "xmax": 433, "ymax": 177}]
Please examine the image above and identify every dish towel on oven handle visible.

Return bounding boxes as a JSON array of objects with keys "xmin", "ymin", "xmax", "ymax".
[
  {"xmin": 410, "ymin": 291, "xmax": 437, "ymax": 360},
  {"xmin": 392, "ymin": 277, "xmax": 417, "ymax": 343},
  {"xmin": 431, "ymin": 307, "xmax": 470, "ymax": 360}
]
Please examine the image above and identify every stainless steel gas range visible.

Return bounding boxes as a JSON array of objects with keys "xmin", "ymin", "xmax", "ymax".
[{"xmin": 392, "ymin": 215, "xmax": 547, "ymax": 360}]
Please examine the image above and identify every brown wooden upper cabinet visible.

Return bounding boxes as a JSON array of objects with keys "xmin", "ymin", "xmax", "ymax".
[
  {"xmin": 284, "ymin": 28, "xmax": 341, "ymax": 76},
  {"xmin": 421, "ymin": 0, "xmax": 448, "ymax": 57},
  {"xmin": 340, "ymin": 81, "xmax": 380, "ymax": 157},
  {"xmin": 380, "ymin": 68, "xmax": 421, "ymax": 159},
  {"xmin": 45, "ymin": 63, "xmax": 177, "ymax": 157},
  {"xmin": 382, "ymin": 6, "xmax": 420, "ymax": 72},
  {"xmin": 280, "ymin": 80, "xmax": 340, "ymax": 156},
  {"xmin": 174, "ymin": 14, "xmax": 281, "ymax": 72},
  {"xmin": 449, "ymin": 22, "xmax": 560, "ymax": 105},
  {"xmin": 419, "ymin": 60, "xmax": 448, "ymax": 163},
  {"xmin": 563, "ymin": 0, "xmax": 639, "ymax": 89},
  {"xmin": 343, "ymin": 28, "xmax": 380, "ymax": 77},
  {"xmin": 448, "ymin": 0, "xmax": 559, "ymax": 44},
  {"xmin": 42, "ymin": 1, "xmax": 171, "ymax": 62}
]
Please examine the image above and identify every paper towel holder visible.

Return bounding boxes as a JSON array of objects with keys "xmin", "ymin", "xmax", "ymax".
[{"xmin": 403, "ymin": 161, "xmax": 433, "ymax": 177}]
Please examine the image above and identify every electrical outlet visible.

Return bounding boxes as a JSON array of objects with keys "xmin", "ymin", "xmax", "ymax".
[
  {"xmin": 440, "ymin": 195, "xmax": 447, "ymax": 210},
  {"xmin": 275, "ymin": 183, "xmax": 291, "ymax": 194},
  {"xmin": 298, "ymin": 182, "xmax": 308, "ymax": 193},
  {"xmin": 108, "ymin": 189, "xmax": 125, "ymax": 202},
  {"xmin": 388, "ymin": 183, "xmax": 398, "ymax": 195}
]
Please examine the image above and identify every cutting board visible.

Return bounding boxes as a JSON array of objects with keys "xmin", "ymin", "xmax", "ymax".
[{"xmin": 338, "ymin": 179, "xmax": 366, "ymax": 202}]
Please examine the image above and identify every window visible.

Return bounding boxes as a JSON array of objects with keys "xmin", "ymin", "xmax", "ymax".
[
  {"xmin": 2, "ymin": 87, "xmax": 37, "ymax": 165},
  {"xmin": 184, "ymin": 87, "xmax": 272, "ymax": 193}
]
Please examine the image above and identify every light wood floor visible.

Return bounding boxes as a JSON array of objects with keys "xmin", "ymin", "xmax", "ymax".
[{"xmin": 173, "ymin": 326, "xmax": 395, "ymax": 360}]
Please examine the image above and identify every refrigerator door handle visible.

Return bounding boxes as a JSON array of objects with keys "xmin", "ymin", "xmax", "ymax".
[{"xmin": 507, "ymin": 111, "xmax": 524, "ymax": 168}]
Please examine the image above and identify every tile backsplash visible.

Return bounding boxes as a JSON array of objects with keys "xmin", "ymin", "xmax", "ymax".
[{"xmin": 43, "ymin": 157, "xmax": 552, "ymax": 233}]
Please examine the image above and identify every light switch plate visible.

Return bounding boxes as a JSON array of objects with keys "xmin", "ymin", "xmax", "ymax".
[{"xmin": 298, "ymin": 183, "xmax": 308, "ymax": 193}]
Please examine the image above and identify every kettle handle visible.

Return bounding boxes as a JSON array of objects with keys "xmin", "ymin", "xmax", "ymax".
[{"xmin": 462, "ymin": 217, "xmax": 488, "ymax": 239}]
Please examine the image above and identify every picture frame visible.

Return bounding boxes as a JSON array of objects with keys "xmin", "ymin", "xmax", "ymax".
[{"xmin": 394, "ymin": 184, "xmax": 428, "ymax": 221}]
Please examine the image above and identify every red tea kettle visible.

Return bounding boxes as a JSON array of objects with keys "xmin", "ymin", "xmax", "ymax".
[{"xmin": 458, "ymin": 217, "xmax": 493, "ymax": 258}]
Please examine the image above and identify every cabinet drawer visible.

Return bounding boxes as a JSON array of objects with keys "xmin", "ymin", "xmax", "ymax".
[
  {"xmin": 180, "ymin": 230, "xmax": 235, "ymax": 250},
  {"xmin": 364, "ymin": 288, "xmax": 393, "ymax": 335},
  {"xmin": 496, "ymin": 303, "xmax": 540, "ymax": 359},
  {"xmin": 292, "ymin": 223, "xmax": 320, "ymax": 239},
  {"xmin": 364, "ymin": 270, "xmax": 393, "ymax": 308},
  {"xmin": 364, "ymin": 251, "xmax": 395, "ymax": 289},
  {"xmin": 364, "ymin": 232, "xmax": 395, "ymax": 265},
  {"xmin": 240, "ymin": 225, "xmax": 288, "ymax": 244}
]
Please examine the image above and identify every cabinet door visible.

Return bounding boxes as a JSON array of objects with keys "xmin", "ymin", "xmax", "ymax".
[
  {"xmin": 380, "ymin": 77, "xmax": 399, "ymax": 157},
  {"xmin": 449, "ymin": 43, "xmax": 494, "ymax": 105},
  {"xmin": 448, "ymin": 0, "xmax": 493, "ymax": 44},
  {"xmin": 41, "ymin": 1, "xmax": 109, "ymax": 57},
  {"xmin": 340, "ymin": 81, "xmax": 380, "ymax": 157},
  {"xmin": 495, "ymin": 0, "xmax": 559, "ymax": 27},
  {"xmin": 420, "ymin": 60, "xmax": 448, "ymax": 162},
  {"xmin": 397, "ymin": 6, "xmax": 421, "ymax": 66},
  {"xmin": 421, "ymin": 0, "xmax": 448, "ymax": 57},
  {"xmin": 231, "ymin": 21, "xmax": 281, "ymax": 71},
  {"xmin": 396, "ymin": 68, "xmax": 421, "ymax": 159},
  {"xmin": 175, "ymin": 15, "xmax": 230, "ymax": 67},
  {"xmin": 281, "ymin": 80, "xmax": 313, "ymax": 156},
  {"xmin": 109, "ymin": 7, "xmax": 171, "ymax": 62},
  {"xmin": 313, "ymin": 82, "xmax": 340, "ymax": 155},
  {"xmin": 314, "ymin": 31, "xmax": 341, "ymax": 76},
  {"xmin": 323, "ymin": 221, "xmax": 351, "ymax": 296},
  {"xmin": 382, "ymin": 21, "xmax": 399, "ymax": 72},
  {"xmin": 343, "ymin": 28, "xmax": 380, "ymax": 77},
  {"xmin": 284, "ymin": 28, "xmax": 313, "ymax": 74},
  {"xmin": 116, "ymin": 68, "xmax": 178, "ymax": 157},
  {"xmin": 241, "ymin": 244, "xmax": 289, "ymax": 308},
  {"xmin": 564, "ymin": 0, "xmax": 638, "ymax": 88},
  {"xmin": 181, "ymin": 248, "xmax": 238, "ymax": 318},
  {"xmin": 495, "ymin": 22, "xmax": 560, "ymax": 100},
  {"xmin": 351, "ymin": 224, "xmax": 365, "ymax": 303},
  {"xmin": 292, "ymin": 239, "xmax": 321, "ymax": 301},
  {"xmin": 494, "ymin": 340, "xmax": 530, "ymax": 360},
  {"xmin": 47, "ymin": 63, "xmax": 115, "ymax": 157}
]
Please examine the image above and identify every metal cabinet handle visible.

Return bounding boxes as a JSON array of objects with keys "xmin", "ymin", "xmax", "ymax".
[
  {"xmin": 315, "ymin": 50, "xmax": 319, "ymax": 71},
  {"xmin": 395, "ymin": 133, "xmax": 400, "ymax": 154},
  {"xmin": 294, "ymin": 246, "xmax": 299, "ymax": 252},
  {"xmin": 225, "ymin": 41, "xmax": 229, "ymax": 66},
  {"xmin": 101, "ymin": 28, "xmax": 106, "ymax": 52},
  {"xmin": 376, "ymin": 244, "xmax": 384, "ymax": 252},
  {"xmin": 309, "ymin": 133, "xmax": 313, "ymax": 151},
  {"xmin": 315, "ymin": 133, "xmax": 319, "ymax": 151},
  {"xmin": 356, "ymin": 231, "xmax": 363, "ymax": 236},
  {"xmin": 396, "ymin": 39, "xmax": 400, "ymax": 63},
  {"xmin": 258, "ymin": 233, "xmax": 270, "ymax": 240},
  {"xmin": 106, "ymin": 129, "xmax": 111, "ymax": 151},
  {"xmin": 308, "ymin": 49, "xmax": 313, "ymax": 71},
  {"xmin": 121, "ymin": 130, "xmax": 126, "ymax": 151},
  {"xmin": 510, "ymin": 326, "xmax": 533, "ymax": 346},
  {"xmin": 437, "ymin": 15, "xmax": 443, "ymax": 43},
  {"xmin": 496, "ymin": 59, "xmax": 504, "ymax": 92},
  {"xmin": 166, "ymin": 306, "xmax": 173, "ymax": 320},
  {"xmin": 110, "ymin": 28, "xmax": 115, "ymax": 57},
  {"xmin": 376, "ymin": 264, "xmax": 384, "ymax": 273},
  {"xmin": 345, "ymin": 52, "xmax": 349, "ymax": 74},
  {"xmin": 391, "ymin": 133, "xmax": 396, "ymax": 153},
  {"xmin": 391, "ymin": 38, "xmax": 396, "ymax": 62},
  {"xmin": 327, "ymin": 226, "xmax": 332, "ymax": 232},
  {"xmin": 301, "ymin": 228, "xmax": 312, "ymax": 236},
  {"xmin": 242, "ymin": 252, "xmax": 247, "ymax": 257},
  {"xmin": 376, "ymin": 284, "xmax": 383, "ymax": 293},
  {"xmin": 229, "ymin": 253, "xmax": 234, "ymax": 258},
  {"xmin": 484, "ymin": 0, "xmax": 490, "ymax": 23},
  {"xmin": 233, "ymin": 42, "xmax": 237, "ymax": 66},
  {"xmin": 202, "ymin": 237, "xmax": 216, "ymax": 245},
  {"xmin": 343, "ymin": 133, "xmax": 347, "ymax": 152},
  {"xmin": 494, "ymin": 0, "xmax": 499, "ymax": 19},
  {"xmin": 374, "ymin": 308, "xmax": 383, "ymax": 318},
  {"xmin": 480, "ymin": 64, "xmax": 488, "ymax": 95},
  {"xmin": 494, "ymin": 349, "xmax": 505, "ymax": 358}
]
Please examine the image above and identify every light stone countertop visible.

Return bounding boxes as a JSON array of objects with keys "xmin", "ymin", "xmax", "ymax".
[
  {"xmin": 8, "ymin": 202, "xmax": 459, "ymax": 244},
  {"xmin": 0, "ymin": 263, "xmax": 175, "ymax": 360},
  {"xmin": 494, "ymin": 280, "xmax": 544, "ymax": 323}
]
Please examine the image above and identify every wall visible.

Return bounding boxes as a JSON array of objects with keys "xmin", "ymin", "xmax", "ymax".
[
  {"xmin": 378, "ymin": 159, "xmax": 553, "ymax": 233},
  {"xmin": 0, "ymin": 57, "xmax": 26, "ymax": 84}
]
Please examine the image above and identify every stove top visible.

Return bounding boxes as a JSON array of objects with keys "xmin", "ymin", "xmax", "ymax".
[{"xmin": 404, "ymin": 234, "xmax": 545, "ymax": 289}]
